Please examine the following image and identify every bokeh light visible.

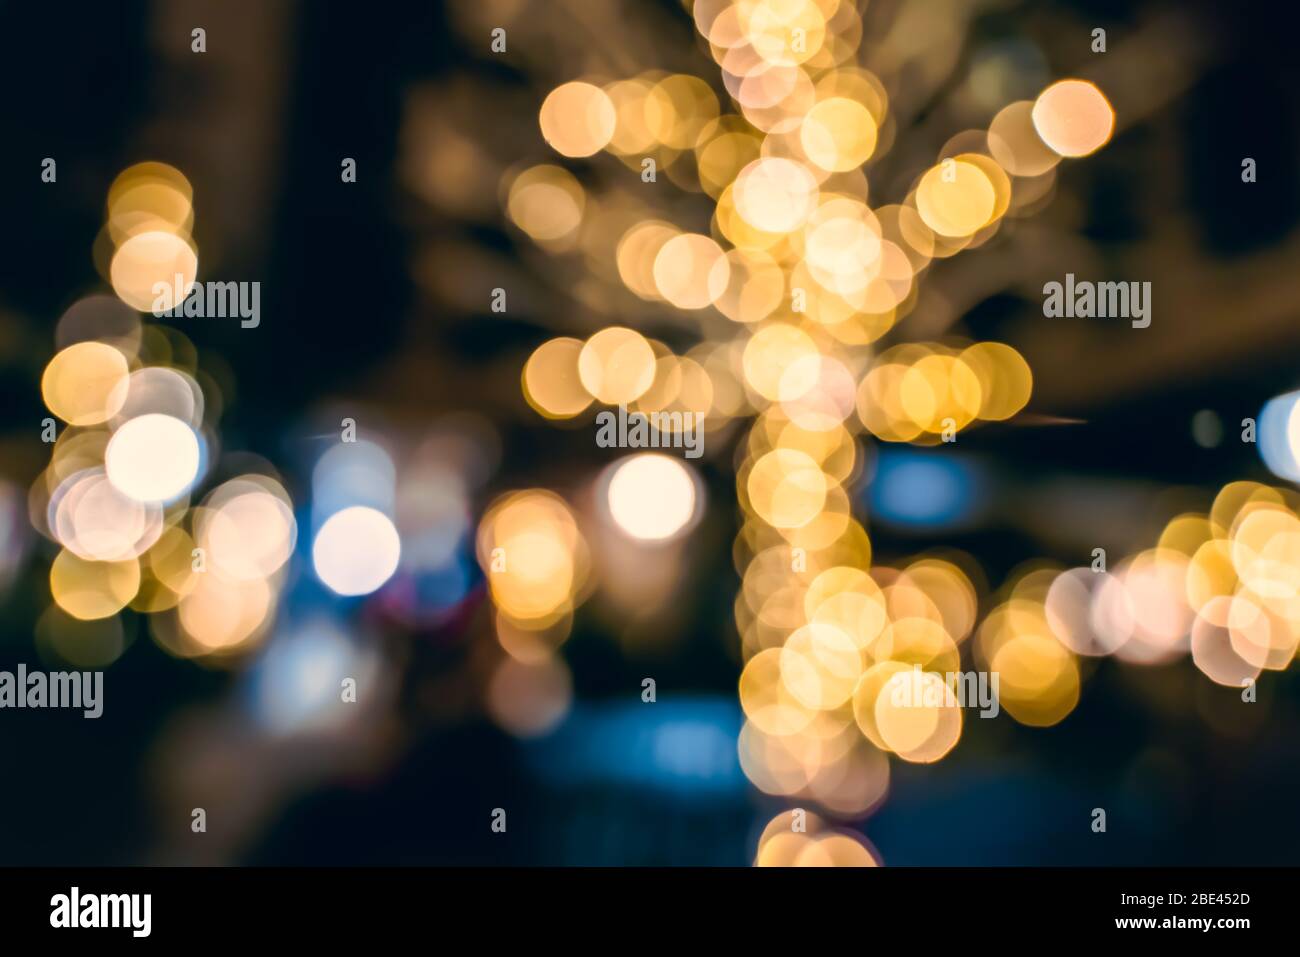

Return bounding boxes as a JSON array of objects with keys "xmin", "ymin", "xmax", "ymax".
[
  {"xmin": 313, "ymin": 506, "xmax": 402, "ymax": 597},
  {"xmin": 605, "ymin": 453, "xmax": 700, "ymax": 542}
]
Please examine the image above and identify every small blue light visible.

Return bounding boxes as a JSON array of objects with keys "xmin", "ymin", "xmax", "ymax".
[
  {"xmin": 1259, "ymin": 391, "xmax": 1300, "ymax": 483},
  {"xmin": 524, "ymin": 697, "xmax": 747, "ymax": 798},
  {"xmin": 246, "ymin": 616, "xmax": 373, "ymax": 733},
  {"xmin": 869, "ymin": 449, "xmax": 983, "ymax": 529},
  {"xmin": 311, "ymin": 439, "xmax": 397, "ymax": 531}
]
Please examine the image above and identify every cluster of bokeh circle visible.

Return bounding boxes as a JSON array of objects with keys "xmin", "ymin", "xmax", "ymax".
[{"xmin": 500, "ymin": 0, "xmax": 1300, "ymax": 866}]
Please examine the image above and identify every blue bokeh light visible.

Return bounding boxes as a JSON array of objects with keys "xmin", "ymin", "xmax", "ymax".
[
  {"xmin": 868, "ymin": 448, "xmax": 984, "ymax": 529},
  {"xmin": 525, "ymin": 697, "xmax": 747, "ymax": 798}
]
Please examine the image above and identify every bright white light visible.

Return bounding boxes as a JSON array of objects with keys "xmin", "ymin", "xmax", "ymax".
[
  {"xmin": 313, "ymin": 505, "xmax": 401, "ymax": 596},
  {"xmin": 105, "ymin": 413, "xmax": 201, "ymax": 503},
  {"xmin": 1258, "ymin": 391, "xmax": 1300, "ymax": 482},
  {"xmin": 606, "ymin": 453, "xmax": 698, "ymax": 542}
]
